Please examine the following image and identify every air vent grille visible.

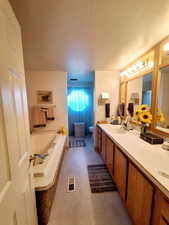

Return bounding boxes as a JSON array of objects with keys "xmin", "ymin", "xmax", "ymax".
[{"xmin": 67, "ymin": 176, "xmax": 75, "ymax": 192}]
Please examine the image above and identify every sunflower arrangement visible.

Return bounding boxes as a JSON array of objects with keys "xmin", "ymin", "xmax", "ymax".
[
  {"xmin": 134, "ymin": 105, "xmax": 152, "ymax": 124},
  {"xmin": 134, "ymin": 104, "xmax": 152, "ymax": 134},
  {"xmin": 156, "ymin": 109, "xmax": 165, "ymax": 124},
  {"xmin": 134, "ymin": 104, "xmax": 165, "ymax": 133}
]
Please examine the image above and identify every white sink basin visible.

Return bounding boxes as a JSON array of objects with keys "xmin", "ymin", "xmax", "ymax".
[
  {"xmin": 104, "ymin": 124, "xmax": 140, "ymax": 136},
  {"xmin": 105, "ymin": 125, "xmax": 128, "ymax": 134}
]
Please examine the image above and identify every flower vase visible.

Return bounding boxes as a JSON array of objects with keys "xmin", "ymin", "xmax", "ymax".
[{"xmin": 141, "ymin": 124, "xmax": 147, "ymax": 134}]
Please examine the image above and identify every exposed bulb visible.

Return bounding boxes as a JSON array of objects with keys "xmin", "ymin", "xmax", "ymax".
[{"xmin": 163, "ymin": 42, "xmax": 169, "ymax": 52}]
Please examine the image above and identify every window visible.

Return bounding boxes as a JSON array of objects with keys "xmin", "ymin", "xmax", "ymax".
[{"xmin": 68, "ymin": 90, "xmax": 89, "ymax": 112}]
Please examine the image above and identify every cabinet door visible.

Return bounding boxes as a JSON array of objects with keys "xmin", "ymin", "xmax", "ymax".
[
  {"xmin": 98, "ymin": 128, "xmax": 102, "ymax": 153},
  {"xmin": 160, "ymin": 218, "xmax": 168, "ymax": 225},
  {"xmin": 127, "ymin": 163, "xmax": 153, "ymax": 225},
  {"xmin": 106, "ymin": 137, "xmax": 114, "ymax": 177},
  {"xmin": 101, "ymin": 132, "xmax": 106, "ymax": 162},
  {"xmin": 152, "ymin": 190, "xmax": 169, "ymax": 225},
  {"xmin": 114, "ymin": 146, "xmax": 127, "ymax": 200},
  {"xmin": 161, "ymin": 197, "xmax": 169, "ymax": 224},
  {"xmin": 95, "ymin": 126, "xmax": 100, "ymax": 152}
]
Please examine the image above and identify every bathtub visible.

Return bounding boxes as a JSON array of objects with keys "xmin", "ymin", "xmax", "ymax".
[
  {"xmin": 31, "ymin": 131, "xmax": 67, "ymax": 225},
  {"xmin": 31, "ymin": 131, "xmax": 66, "ymax": 189},
  {"xmin": 31, "ymin": 131, "xmax": 57, "ymax": 155}
]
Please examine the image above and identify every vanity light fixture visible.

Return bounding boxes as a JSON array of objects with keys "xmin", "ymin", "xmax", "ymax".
[
  {"xmin": 127, "ymin": 68, "xmax": 132, "ymax": 75},
  {"xmin": 136, "ymin": 61, "xmax": 143, "ymax": 70},
  {"xmin": 120, "ymin": 71, "xmax": 125, "ymax": 77},
  {"xmin": 120, "ymin": 59, "xmax": 153, "ymax": 78},
  {"xmin": 163, "ymin": 42, "xmax": 169, "ymax": 52},
  {"xmin": 127, "ymin": 73, "xmax": 133, "ymax": 78},
  {"xmin": 131, "ymin": 64, "xmax": 137, "ymax": 72},
  {"xmin": 148, "ymin": 61, "xmax": 154, "ymax": 68}
]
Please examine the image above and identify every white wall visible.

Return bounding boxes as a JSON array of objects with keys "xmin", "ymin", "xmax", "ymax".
[
  {"xmin": 26, "ymin": 70, "xmax": 68, "ymax": 132},
  {"xmin": 94, "ymin": 71, "xmax": 120, "ymax": 123}
]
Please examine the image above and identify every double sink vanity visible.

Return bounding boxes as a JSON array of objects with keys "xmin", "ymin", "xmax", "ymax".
[{"xmin": 96, "ymin": 124, "xmax": 169, "ymax": 225}]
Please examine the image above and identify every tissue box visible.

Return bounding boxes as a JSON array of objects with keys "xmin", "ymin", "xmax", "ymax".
[{"xmin": 140, "ymin": 133, "xmax": 164, "ymax": 144}]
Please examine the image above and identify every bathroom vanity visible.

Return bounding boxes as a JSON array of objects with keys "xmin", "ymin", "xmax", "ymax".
[{"xmin": 96, "ymin": 124, "xmax": 169, "ymax": 225}]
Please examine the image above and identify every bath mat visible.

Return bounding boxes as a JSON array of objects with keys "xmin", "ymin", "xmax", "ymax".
[
  {"xmin": 88, "ymin": 164, "xmax": 117, "ymax": 193},
  {"xmin": 69, "ymin": 139, "xmax": 86, "ymax": 148}
]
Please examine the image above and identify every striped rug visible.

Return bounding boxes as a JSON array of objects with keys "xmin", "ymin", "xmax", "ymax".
[{"xmin": 88, "ymin": 164, "xmax": 117, "ymax": 193}]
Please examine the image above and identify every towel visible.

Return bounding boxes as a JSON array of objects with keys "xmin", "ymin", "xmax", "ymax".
[
  {"xmin": 31, "ymin": 106, "xmax": 47, "ymax": 128},
  {"xmin": 46, "ymin": 106, "xmax": 55, "ymax": 120},
  {"xmin": 128, "ymin": 103, "xmax": 134, "ymax": 117},
  {"xmin": 117, "ymin": 103, "xmax": 125, "ymax": 116}
]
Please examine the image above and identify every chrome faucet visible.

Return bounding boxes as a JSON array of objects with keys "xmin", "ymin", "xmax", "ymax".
[{"xmin": 121, "ymin": 116, "xmax": 133, "ymax": 131}]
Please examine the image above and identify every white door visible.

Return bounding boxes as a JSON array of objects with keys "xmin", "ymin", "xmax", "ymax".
[{"xmin": 0, "ymin": 1, "xmax": 38, "ymax": 225}]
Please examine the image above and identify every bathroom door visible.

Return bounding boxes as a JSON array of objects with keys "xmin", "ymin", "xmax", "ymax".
[{"xmin": 0, "ymin": 1, "xmax": 38, "ymax": 225}]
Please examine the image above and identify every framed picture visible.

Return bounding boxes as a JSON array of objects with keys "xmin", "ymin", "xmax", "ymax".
[{"xmin": 37, "ymin": 90, "xmax": 53, "ymax": 104}]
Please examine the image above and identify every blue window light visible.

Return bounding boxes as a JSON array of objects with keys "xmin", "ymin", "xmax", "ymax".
[{"xmin": 68, "ymin": 90, "xmax": 89, "ymax": 112}]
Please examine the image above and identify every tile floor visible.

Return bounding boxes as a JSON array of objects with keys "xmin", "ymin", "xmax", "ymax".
[{"xmin": 48, "ymin": 136, "xmax": 132, "ymax": 225}]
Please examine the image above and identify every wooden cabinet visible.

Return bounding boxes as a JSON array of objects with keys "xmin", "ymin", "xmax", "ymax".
[
  {"xmin": 160, "ymin": 219, "xmax": 168, "ymax": 225},
  {"xmin": 96, "ymin": 127, "xmax": 169, "ymax": 225},
  {"xmin": 95, "ymin": 126, "xmax": 102, "ymax": 153},
  {"xmin": 101, "ymin": 131, "xmax": 107, "ymax": 161},
  {"xmin": 105, "ymin": 137, "xmax": 114, "ymax": 177},
  {"xmin": 127, "ymin": 163, "xmax": 153, "ymax": 225},
  {"xmin": 114, "ymin": 146, "xmax": 127, "ymax": 200},
  {"xmin": 152, "ymin": 190, "xmax": 169, "ymax": 225}
]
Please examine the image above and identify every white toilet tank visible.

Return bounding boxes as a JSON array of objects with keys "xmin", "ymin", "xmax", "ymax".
[{"xmin": 89, "ymin": 126, "xmax": 94, "ymax": 133}]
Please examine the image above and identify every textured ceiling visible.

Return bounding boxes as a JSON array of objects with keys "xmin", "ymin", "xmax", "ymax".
[{"xmin": 10, "ymin": 0, "xmax": 169, "ymax": 73}]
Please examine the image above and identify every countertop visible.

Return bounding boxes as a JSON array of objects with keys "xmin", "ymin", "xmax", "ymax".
[{"xmin": 99, "ymin": 124, "xmax": 169, "ymax": 198}]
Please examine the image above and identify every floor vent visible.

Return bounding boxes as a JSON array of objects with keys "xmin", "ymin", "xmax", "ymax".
[{"xmin": 67, "ymin": 176, "xmax": 75, "ymax": 192}]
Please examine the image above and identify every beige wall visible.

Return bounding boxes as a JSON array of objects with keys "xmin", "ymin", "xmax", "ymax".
[
  {"xmin": 26, "ymin": 70, "xmax": 120, "ymax": 131},
  {"xmin": 26, "ymin": 70, "xmax": 68, "ymax": 132},
  {"xmin": 94, "ymin": 71, "xmax": 120, "ymax": 123}
]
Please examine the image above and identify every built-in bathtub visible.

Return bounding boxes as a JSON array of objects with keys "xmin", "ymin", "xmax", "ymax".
[
  {"xmin": 31, "ymin": 131, "xmax": 57, "ymax": 155},
  {"xmin": 31, "ymin": 131, "xmax": 66, "ymax": 225}
]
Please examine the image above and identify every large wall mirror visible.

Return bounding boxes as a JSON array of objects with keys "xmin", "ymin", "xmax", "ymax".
[
  {"xmin": 126, "ymin": 73, "xmax": 152, "ymax": 117},
  {"xmin": 119, "ymin": 35, "xmax": 169, "ymax": 137},
  {"xmin": 156, "ymin": 66, "xmax": 169, "ymax": 133}
]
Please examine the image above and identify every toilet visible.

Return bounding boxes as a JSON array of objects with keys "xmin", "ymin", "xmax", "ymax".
[{"xmin": 89, "ymin": 126, "xmax": 94, "ymax": 134}]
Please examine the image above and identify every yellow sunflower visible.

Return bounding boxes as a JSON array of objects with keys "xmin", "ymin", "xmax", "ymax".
[
  {"xmin": 139, "ymin": 111, "xmax": 152, "ymax": 124},
  {"xmin": 137, "ymin": 104, "xmax": 149, "ymax": 112},
  {"xmin": 156, "ymin": 110, "xmax": 165, "ymax": 123},
  {"xmin": 134, "ymin": 109, "xmax": 141, "ymax": 122},
  {"xmin": 162, "ymin": 122, "xmax": 168, "ymax": 128}
]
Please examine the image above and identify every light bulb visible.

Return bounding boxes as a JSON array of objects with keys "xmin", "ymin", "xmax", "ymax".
[
  {"xmin": 131, "ymin": 64, "xmax": 137, "ymax": 72},
  {"xmin": 163, "ymin": 42, "xmax": 169, "ymax": 52},
  {"xmin": 136, "ymin": 61, "xmax": 143, "ymax": 69},
  {"xmin": 120, "ymin": 72, "xmax": 124, "ymax": 77},
  {"xmin": 148, "ymin": 61, "xmax": 154, "ymax": 68}
]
